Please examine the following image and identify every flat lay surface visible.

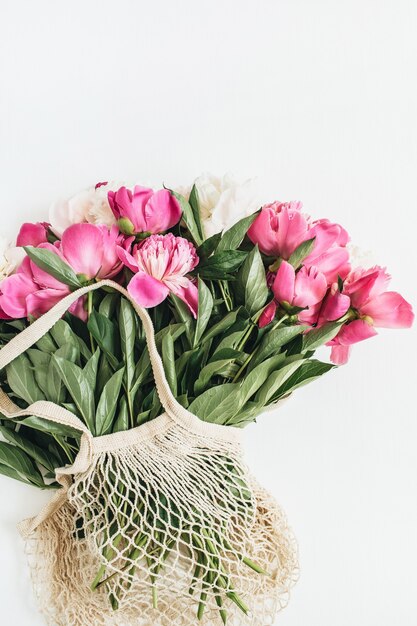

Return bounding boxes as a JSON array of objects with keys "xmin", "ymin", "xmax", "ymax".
[{"xmin": 0, "ymin": 1, "xmax": 416, "ymax": 625}]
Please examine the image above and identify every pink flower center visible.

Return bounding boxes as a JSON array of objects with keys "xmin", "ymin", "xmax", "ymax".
[{"xmin": 134, "ymin": 234, "xmax": 198, "ymax": 287}]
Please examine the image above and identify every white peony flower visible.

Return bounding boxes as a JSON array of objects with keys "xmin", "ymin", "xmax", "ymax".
[
  {"xmin": 49, "ymin": 181, "xmax": 122, "ymax": 236},
  {"xmin": 180, "ymin": 173, "xmax": 264, "ymax": 238},
  {"xmin": 0, "ymin": 237, "xmax": 24, "ymax": 281}
]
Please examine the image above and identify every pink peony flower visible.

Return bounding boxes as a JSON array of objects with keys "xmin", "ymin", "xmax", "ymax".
[
  {"xmin": 108, "ymin": 186, "xmax": 181, "ymax": 236},
  {"xmin": 117, "ymin": 233, "xmax": 199, "ymax": 316},
  {"xmin": 259, "ymin": 260, "xmax": 327, "ymax": 328},
  {"xmin": 58, "ymin": 223, "xmax": 124, "ymax": 281},
  {"xmin": 248, "ymin": 202, "xmax": 350, "ymax": 283},
  {"xmin": 328, "ymin": 266, "xmax": 414, "ymax": 364},
  {"xmin": 248, "ymin": 201, "xmax": 307, "ymax": 259},
  {"xmin": 0, "ymin": 256, "xmax": 77, "ymax": 319},
  {"xmin": 0, "ymin": 223, "xmax": 124, "ymax": 320},
  {"xmin": 16, "ymin": 222, "xmax": 49, "ymax": 247}
]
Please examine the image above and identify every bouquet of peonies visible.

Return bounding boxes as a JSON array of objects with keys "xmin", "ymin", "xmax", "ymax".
[{"xmin": 0, "ymin": 174, "xmax": 413, "ymax": 626}]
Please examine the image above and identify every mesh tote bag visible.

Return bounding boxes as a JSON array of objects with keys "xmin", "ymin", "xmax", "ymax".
[{"xmin": 0, "ymin": 280, "xmax": 298, "ymax": 626}]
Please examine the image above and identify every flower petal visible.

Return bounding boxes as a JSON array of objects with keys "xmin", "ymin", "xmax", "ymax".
[
  {"xmin": 293, "ymin": 266, "xmax": 327, "ymax": 308},
  {"xmin": 330, "ymin": 344, "xmax": 351, "ymax": 365},
  {"xmin": 170, "ymin": 279, "xmax": 199, "ymax": 318},
  {"xmin": 361, "ymin": 292, "xmax": 414, "ymax": 329},
  {"xmin": 272, "ymin": 261, "xmax": 295, "ymax": 304},
  {"xmin": 145, "ymin": 189, "xmax": 182, "ymax": 233},
  {"xmin": 335, "ymin": 319, "xmax": 378, "ymax": 346},
  {"xmin": 17, "ymin": 222, "xmax": 48, "ymax": 247},
  {"xmin": 127, "ymin": 271, "xmax": 170, "ymax": 308},
  {"xmin": 320, "ymin": 290, "xmax": 351, "ymax": 322},
  {"xmin": 61, "ymin": 223, "xmax": 103, "ymax": 279},
  {"xmin": 26, "ymin": 288, "xmax": 70, "ymax": 318},
  {"xmin": 259, "ymin": 301, "xmax": 277, "ymax": 328},
  {"xmin": 117, "ymin": 245, "xmax": 139, "ymax": 273},
  {"xmin": 0, "ymin": 273, "xmax": 36, "ymax": 318},
  {"xmin": 248, "ymin": 208, "xmax": 281, "ymax": 256}
]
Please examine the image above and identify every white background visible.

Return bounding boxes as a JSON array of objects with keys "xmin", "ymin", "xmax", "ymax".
[{"xmin": 0, "ymin": 1, "xmax": 416, "ymax": 625}]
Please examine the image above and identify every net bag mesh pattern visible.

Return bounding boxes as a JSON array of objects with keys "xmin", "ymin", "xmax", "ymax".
[{"xmin": 0, "ymin": 280, "xmax": 299, "ymax": 626}]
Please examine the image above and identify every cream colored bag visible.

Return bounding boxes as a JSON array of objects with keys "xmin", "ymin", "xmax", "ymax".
[{"xmin": 0, "ymin": 280, "xmax": 298, "ymax": 626}]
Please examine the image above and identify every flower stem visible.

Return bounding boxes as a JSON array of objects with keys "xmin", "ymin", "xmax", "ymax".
[{"xmin": 87, "ymin": 291, "xmax": 95, "ymax": 352}]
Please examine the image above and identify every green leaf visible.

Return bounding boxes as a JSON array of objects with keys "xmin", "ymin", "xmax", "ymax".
[
  {"xmin": 6, "ymin": 354, "xmax": 45, "ymax": 404},
  {"xmin": 302, "ymin": 321, "xmax": 343, "ymax": 352},
  {"xmin": 18, "ymin": 415, "xmax": 81, "ymax": 439},
  {"xmin": 113, "ymin": 396, "xmax": 129, "ymax": 433},
  {"xmin": 188, "ymin": 184, "xmax": 205, "ymax": 240},
  {"xmin": 24, "ymin": 246, "xmax": 82, "ymax": 290},
  {"xmin": 0, "ymin": 441, "xmax": 44, "ymax": 487},
  {"xmin": 52, "ymin": 356, "xmax": 95, "ymax": 432},
  {"xmin": 251, "ymin": 325, "xmax": 308, "ymax": 369},
  {"xmin": 274, "ymin": 359, "xmax": 335, "ymax": 398},
  {"xmin": 194, "ymin": 251, "xmax": 247, "ymax": 280},
  {"xmin": 99, "ymin": 293, "xmax": 119, "ymax": 318},
  {"xmin": 35, "ymin": 333, "xmax": 58, "ymax": 354},
  {"xmin": 287, "ymin": 237, "xmax": 316, "ymax": 269},
  {"xmin": 194, "ymin": 359, "xmax": 236, "ymax": 395},
  {"xmin": 0, "ymin": 462, "xmax": 35, "ymax": 486},
  {"xmin": 201, "ymin": 308, "xmax": 246, "ymax": 343},
  {"xmin": 235, "ymin": 245, "xmax": 268, "ymax": 315},
  {"xmin": 237, "ymin": 354, "xmax": 289, "ymax": 404},
  {"xmin": 170, "ymin": 294, "xmax": 194, "ymax": 344},
  {"xmin": 44, "ymin": 343, "xmax": 76, "ymax": 405},
  {"xmin": 188, "ymin": 383, "xmax": 239, "ymax": 424},
  {"xmin": 169, "ymin": 190, "xmax": 203, "ymax": 246},
  {"xmin": 119, "ymin": 298, "xmax": 137, "ymax": 390},
  {"xmin": 216, "ymin": 212, "xmax": 259, "ymax": 252},
  {"xmin": 209, "ymin": 348, "xmax": 243, "ymax": 363},
  {"xmin": 95, "ymin": 368, "xmax": 125, "ymax": 436},
  {"xmin": 197, "ymin": 232, "xmax": 222, "ymax": 260},
  {"xmin": 256, "ymin": 360, "xmax": 305, "ymax": 405},
  {"xmin": 193, "ymin": 278, "xmax": 214, "ymax": 347},
  {"xmin": 50, "ymin": 319, "xmax": 89, "ymax": 362},
  {"xmin": 0, "ymin": 426, "xmax": 56, "ymax": 472},
  {"xmin": 27, "ymin": 349, "xmax": 51, "ymax": 396},
  {"xmin": 161, "ymin": 332, "xmax": 177, "ymax": 397},
  {"xmin": 87, "ymin": 311, "xmax": 120, "ymax": 368},
  {"xmin": 83, "ymin": 349, "xmax": 101, "ymax": 392}
]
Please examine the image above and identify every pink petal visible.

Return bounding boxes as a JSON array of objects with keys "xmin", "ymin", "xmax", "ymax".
[
  {"xmin": 259, "ymin": 301, "xmax": 277, "ymax": 328},
  {"xmin": 61, "ymin": 223, "xmax": 103, "ymax": 279},
  {"xmin": 307, "ymin": 221, "xmax": 345, "ymax": 259},
  {"xmin": 361, "ymin": 292, "xmax": 414, "ymax": 329},
  {"xmin": 293, "ymin": 266, "xmax": 327, "ymax": 308},
  {"xmin": 298, "ymin": 301, "xmax": 321, "ymax": 326},
  {"xmin": 170, "ymin": 279, "xmax": 199, "ymax": 318},
  {"xmin": 276, "ymin": 207, "xmax": 310, "ymax": 259},
  {"xmin": 248, "ymin": 208, "xmax": 281, "ymax": 256},
  {"xmin": 330, "ymin": 344, "xmax": 351, "ymax": 365},
  {"xmin": 320, "ymin": 290, "xmax": 351, "ymax": 322},
  {"xmin": 0, "ymin": 273, "xmax": 36, "ymax": 318},
  {"xmin": 306, "ymin": 247, "xmax": 350, "ymax": 283},
  {"xmin": 17, "ymin": 222, "xmax": 48, "ymax": 247},
  {"xmin": 127, "ymin": 271, "xmax": 170, "ymax": 308},
  {"xmin": 335, "ymin": 319, "xmax": 378, "ymax": 346},
  {"xmin": 117, "ymin": 245, "xmax": 139, "ymax": 272},
  {"xmin": 26, "ymin": 287, "xmax": 70, "ymax": 318},
  {"xmin": 69, "ymin": 297, "xmax": 87, "ymax": 320},
  {"xmin": 145, "ymin": 189, "xmax": 182, "ymax": 233},
  {"xmin": 272, "ymin": 261, "xmax": 295, "ymax": 304},
  {"xmin": 96, "ymin": 225, "xmax": 123, "ymax": 278}
]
